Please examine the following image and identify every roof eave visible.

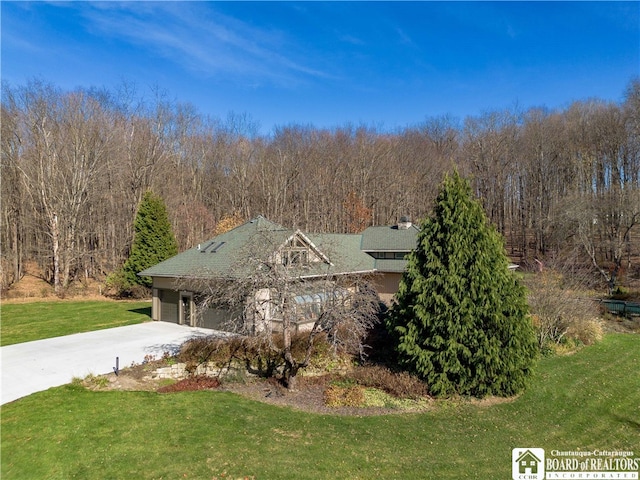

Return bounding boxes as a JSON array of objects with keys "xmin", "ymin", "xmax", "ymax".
[{"xmin": 299, "ymin": 269, "xmax": 377, "ymax": 279}]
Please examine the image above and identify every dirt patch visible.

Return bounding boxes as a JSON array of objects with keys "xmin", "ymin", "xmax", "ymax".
[
  {"xmin": 601, "ymin": 315, "xmax": 640, "ymax": 334},
  {"xmin": 3, "ymin": 273, "xmax": 55, "ymax": 301},
  {"xmin": 2, "ymin": 261, "xmax": 117, "ymax": 303},
  {"xmin": 2, "ymin": 273, "xmax": 109, "ymax": 303}
]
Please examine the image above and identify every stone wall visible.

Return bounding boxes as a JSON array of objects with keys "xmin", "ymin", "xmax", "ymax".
[{"xmin": 148, "ymin": 362, "xmax": 243, "ymax": 380}]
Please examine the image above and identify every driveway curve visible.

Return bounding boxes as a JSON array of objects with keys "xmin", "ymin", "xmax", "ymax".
[{"xmin": 1, "ymin": 322, "xmax": 218, "ymax": 405}]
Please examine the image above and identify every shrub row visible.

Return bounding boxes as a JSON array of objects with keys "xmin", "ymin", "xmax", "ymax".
[{"xmin": 178, "ymin": 332, "xmax": 335, "ymax": 378}]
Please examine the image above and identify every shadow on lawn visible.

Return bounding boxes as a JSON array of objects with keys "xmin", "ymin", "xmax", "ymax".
[
  {"xmin": 611, "ymin": 414, "xmax": 640, "ymax": 431},
  {"xmin": 128, "ymin": 306, "xmax": 152, "ymax": 318}
]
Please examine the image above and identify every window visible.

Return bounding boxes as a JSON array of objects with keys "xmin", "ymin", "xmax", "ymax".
[
  {"xmin": 282, "ymin": 248, "xmax": 309, "ymax": 266},
  {"xmin": 369, "ymin": 251, "xmax": 408, "ymax": 259}
]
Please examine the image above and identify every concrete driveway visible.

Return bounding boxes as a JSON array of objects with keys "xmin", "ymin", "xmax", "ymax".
[{"xmin": 1, "ymin": 322, "xmax": 218, "ymax": 405}]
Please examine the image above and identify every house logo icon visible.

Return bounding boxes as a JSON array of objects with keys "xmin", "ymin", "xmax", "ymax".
[{"xmin": 512, "ymin": 448, "xmax": 545, "ymax": 480}]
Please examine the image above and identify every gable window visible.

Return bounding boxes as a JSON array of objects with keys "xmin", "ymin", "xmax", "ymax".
[
  {"xmin": 282, "ymin": 248, "xmax": 309, "ymax": 266},
  {"xmin": 281, "ymin": 235, "xmax": 315, "ymax": 266}
]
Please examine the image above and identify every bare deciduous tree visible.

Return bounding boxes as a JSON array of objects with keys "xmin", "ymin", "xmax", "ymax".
[
  {"xmin": 12, "ymin": 82, "xmax": 114, "ymax": 291},
  {"xmin": 2, "ymin": 77, "xmax": 639, "ymax": 296},
  {"xmin": 177, "ymin": 228, "xmax": 380, "ymax": 389}
]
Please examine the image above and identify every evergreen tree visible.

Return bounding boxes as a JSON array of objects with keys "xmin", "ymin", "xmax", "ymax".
[
  {"xmin": 387, "ymin": 171, "xmax": 537, "ymax": 398},
  {"xmin": 122, "ymin": 191, "xmax": 178, "ymax": 288}
]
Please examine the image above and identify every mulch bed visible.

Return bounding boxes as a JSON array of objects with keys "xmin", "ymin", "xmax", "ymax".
[{"xmin": 157, "ymin": 375, "xmax": 221, "ymax": 393}]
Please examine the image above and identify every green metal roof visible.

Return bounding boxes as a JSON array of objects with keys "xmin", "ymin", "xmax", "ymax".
[
  {"xmin": 360, "ymin": 224, "xmax": 419, "ymax": 252},
  {"xmin": 139, "ymin": 216, "xmax": 376, "ymax": 280}
]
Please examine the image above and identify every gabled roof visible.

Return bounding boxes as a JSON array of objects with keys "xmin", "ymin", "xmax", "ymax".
[
  {"xmin": 139, "ymin": 216, "xmax": 375, "ymax": 280},
  {"xmin": 360, "ymin": 224, "xmax": 420, "ymax": 252},
  {"xmin": 139, "ymin": 216, "xmax": 285, "ymax": 279},
  {"xmin": 516, "ymin": 450, "xmax": 541, "ymax": 463},
  {"xmin": 308, "ymin": 233, "xmax": 376, "ymax": 275}
]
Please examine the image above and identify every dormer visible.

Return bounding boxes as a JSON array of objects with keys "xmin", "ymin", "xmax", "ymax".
[{"xmin": 277, "ymin": 231, "xmax": 331, "ymax": 267}]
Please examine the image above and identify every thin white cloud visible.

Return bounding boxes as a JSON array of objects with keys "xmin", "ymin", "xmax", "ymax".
[
  {"xmin": 395, "ymin": 27, "xmax": 414, "ymax": 47},
  {"xmin": 77, "ymin": 2, "xmax": 336, "ymax": 86},
  {"xmin": 339, "ymin": 34, "xmax": 366, "ymax": 46}
]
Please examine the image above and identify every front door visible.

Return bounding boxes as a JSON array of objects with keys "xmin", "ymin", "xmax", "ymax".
[{"xmin": 180, "ymin": 294, "xmax": 192, "ymax": 326}]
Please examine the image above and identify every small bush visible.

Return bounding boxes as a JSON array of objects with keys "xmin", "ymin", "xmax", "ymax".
[
  {"xmin": 566, "ymin": 318, "xmax": 604, "ymax": 346},
  {"xmin": 350, "ymin": 365, "xmax": 430, "ymax": 399},
  {"xmin": 83, "ymin": 373, "xmax": 109, "ymax": 389},
  {"xmin": 610, "ymin": 286, "xmax": 630, "ymax": 300},
  {"xmin": 178, "ymin": 332, "xmax": 338, "ymax": 380},
  {"xmin": 178, "ymin": 336, "xmax": 236, "ymax": 366},
  {"xmin": 104, "ymin": 269, "xmax": 150, "ymax": 299},
  {"xmin": 324, "ymin": 383, "xmax": 365, "ymax": 407},
  {"xmin": 524, "ymin": 272, "xmax": 602, "ymax": 350},
  {"xmin": 362, "ymin": 388, "xmax": 431, "ymax": 410}
]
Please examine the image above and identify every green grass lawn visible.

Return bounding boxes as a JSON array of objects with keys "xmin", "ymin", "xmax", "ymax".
[
  {"xmin": 2, "ymin": 333, "xmax": 638, "ymax": 479},
  {"xmin": 0, "ymin": 300, "xmax": 151, "ymax": 346}
]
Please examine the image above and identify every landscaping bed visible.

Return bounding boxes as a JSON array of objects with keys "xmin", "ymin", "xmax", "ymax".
[{"xmin": 84, "ymin": 357, "xmax": 518, "ymax": 415}]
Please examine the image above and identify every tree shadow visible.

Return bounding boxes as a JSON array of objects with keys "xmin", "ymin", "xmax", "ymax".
[
  {"xmin": 611, "ymin": 413, "xmax": 640, "ymax": 431},
  {"xmin": 128, "ymin": 306, "xmax": 152, "ymax": 318},
  {"xmin": 361, "ymin": 304, "xmax": 400, "ymax": 367}
]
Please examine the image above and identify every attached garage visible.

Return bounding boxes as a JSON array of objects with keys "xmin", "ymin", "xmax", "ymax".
[{"xmin": 158, "ymin": 289, "xmax": 179, "ymax": 323}]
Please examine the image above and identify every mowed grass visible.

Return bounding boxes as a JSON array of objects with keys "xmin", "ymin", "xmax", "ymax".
[
  {"xmin": 2, "ymin": 334, "xmax": 639, "ymax": 479},
  {"xmin": 0, "ymin": 301, "xmax": 151, "ymax": 346}
]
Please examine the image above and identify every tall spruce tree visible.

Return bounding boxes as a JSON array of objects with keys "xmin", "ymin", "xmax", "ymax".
[
  {"xmin": 122, "ymin": 191, "xmax": 178, "ymax": 288},
  {"xmin": 387, "ymin": 171, "xmax": 537, "ymax": 398}
]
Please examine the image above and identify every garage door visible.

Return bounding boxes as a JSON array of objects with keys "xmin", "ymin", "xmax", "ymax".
[{"xmin": 159, "ymin": 289, "xmax": 179, "ymax": 323}]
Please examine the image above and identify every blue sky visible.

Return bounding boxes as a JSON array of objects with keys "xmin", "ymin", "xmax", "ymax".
[{"xmin": 2, "ymin": 1, "xmax": 638, "ymax": 134}]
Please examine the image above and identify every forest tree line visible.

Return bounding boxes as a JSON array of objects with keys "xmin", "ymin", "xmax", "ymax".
[{"xmin": 2, "ymin": 78, "xmax": 639, "ymax": 293}]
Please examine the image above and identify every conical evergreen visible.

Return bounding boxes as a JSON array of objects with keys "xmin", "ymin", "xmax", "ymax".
[
  {"xmin": 387, "ymin": 171, "xmax": 537, "ymax": 397},
  {"xmin": 123, "ymin": 191, "xmax": 178, "ymax": 288}
]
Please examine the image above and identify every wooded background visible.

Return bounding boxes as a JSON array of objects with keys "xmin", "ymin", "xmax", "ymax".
[{"xmin": 2, "ymin": 78, "xmax": 639, "ymax": 293}]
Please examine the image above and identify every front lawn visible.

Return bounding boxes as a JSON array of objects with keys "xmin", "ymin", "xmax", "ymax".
[
  {"xmin": 0, "ymin": 300, "xmax": 151, "ymax": 346},
  {"xmin": 1, "ymin": 334, "xmax": 638, "ymax": 479}
]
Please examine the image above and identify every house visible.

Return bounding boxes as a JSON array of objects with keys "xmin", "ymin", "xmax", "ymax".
[
  {"xmin": 139, "ymin": 216, "xmax": 420, "ymax": 331},
  {"xmin": 140, "ymin": 215, "xmax": 519, "ymax": 332},
  {"xmin": 139, "ymin": 216, "xmax": 380, "ymax": 331},
  {"xmin": 516, "ymin": 450, "xmax": 541, "ymax": 475}
]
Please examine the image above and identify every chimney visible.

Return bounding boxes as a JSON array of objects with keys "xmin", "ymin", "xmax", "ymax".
[{"xmin": 398, "ymin": 215, "xmax": 412, "ymax": 230}]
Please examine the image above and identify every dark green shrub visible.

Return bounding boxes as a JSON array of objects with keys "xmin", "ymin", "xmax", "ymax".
[{"xmin": 107, "ymin": 191, "xmax": 178, "ymax": 297}]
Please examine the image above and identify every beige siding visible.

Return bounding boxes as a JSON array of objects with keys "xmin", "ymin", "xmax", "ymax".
[
  {"xmin": 374, "ymin": 272, "xmax": 402, "ymax": 304},
  {"xmin": 199, "ymin": 306, "xmax": 241, "ymax": 330},
  {"xmin": 153, "ymin": 277, "xmax": 177, "ymax": 290}
]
